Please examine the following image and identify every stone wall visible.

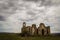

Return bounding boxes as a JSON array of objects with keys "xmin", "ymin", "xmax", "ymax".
[{"xmin": 21, "ymin": 22, "xmax": 50, "ymax": 36}]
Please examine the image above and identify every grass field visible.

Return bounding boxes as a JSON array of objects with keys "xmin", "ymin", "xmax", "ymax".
[{"xmin": 0, "ymin": 33, "xmax": 60, "ymax": 40}]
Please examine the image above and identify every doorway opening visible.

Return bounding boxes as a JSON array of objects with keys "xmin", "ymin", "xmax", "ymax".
[{"xmin": 42, "ymin": 29, "xmax": 44, "ymax": 35}]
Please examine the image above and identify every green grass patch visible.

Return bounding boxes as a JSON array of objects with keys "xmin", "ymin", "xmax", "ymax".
[{"xmin": 0, "ymin": 33, "xmax": 60, "ymax": 40}]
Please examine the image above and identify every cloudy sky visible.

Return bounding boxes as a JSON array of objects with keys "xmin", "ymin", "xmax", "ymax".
[{"xmin": 0, "ymin": 0, "xmax": 60, "ymax": 33}]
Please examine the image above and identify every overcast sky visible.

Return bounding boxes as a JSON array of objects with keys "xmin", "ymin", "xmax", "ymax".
[{"xmin": 0, "ymin": 0, "xmax": 60, "ymax": 33}]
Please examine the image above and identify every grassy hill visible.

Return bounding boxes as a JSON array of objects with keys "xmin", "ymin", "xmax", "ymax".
[{"xmin": 0, "ymin": 33, "xmax": 60, "ymax": 40}]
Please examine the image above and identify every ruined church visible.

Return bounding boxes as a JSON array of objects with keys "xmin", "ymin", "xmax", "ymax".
[{"xmin": 21, "ymin": 22, "xmax": 50, "ymax": 36}]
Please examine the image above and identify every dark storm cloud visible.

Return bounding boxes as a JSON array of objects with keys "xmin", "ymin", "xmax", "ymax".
[
  {"xmin": 27, "ymin": 11, "xmax": 36, "ymax": 16},
  {"xmin": 40, "ymin": 0, "xmax": 60, "ymax": 6},
  {"xmin": 0, "ymin": 0, "xmax": 17, "ymax": 17},
  {"xmin": 0, "ymin": 16, "xmax": 5, "ymax": 21},
  {"xmin": 23, "ymin": 0, "xmax": 60, "ymax": 6},
  {"xmin": 41, "ymin": 0, "xmax": 52, "ymax": 6}
]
